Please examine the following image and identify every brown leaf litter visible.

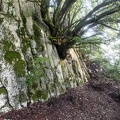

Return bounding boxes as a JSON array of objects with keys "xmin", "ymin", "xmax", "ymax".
[{"xmin": 0, "ymin": 79, "xmax": 120, "ymax": 120}]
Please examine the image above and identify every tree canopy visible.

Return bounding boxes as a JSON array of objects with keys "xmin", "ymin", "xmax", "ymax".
[{"xmin": 32, "ymin": 0, "xmax": 120, "ymax": 59}]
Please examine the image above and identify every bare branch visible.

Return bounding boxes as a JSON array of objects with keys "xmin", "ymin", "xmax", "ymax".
[
  {"xmin": 70, "ymin": 6, "xmax": 83, "ymax": 25},
  {"xmin": 79, "ymin": 23, "xmax": 98, "ymax": 36},
  {"xmin": 83, "ymin": 34, "xmax": 101, "ymax": 40},
  {"xmin": 79, "ymin": 0, "xmax": 118, "ymax": 23},
  {"xmin": 73, "ymin": 0, "xmax": 120, "ymax": 35},
  {"xmin": 58, "ymin": 0, "xmax": 77, "ymax": 20},
  {"xmin": 97, "ymin": 22, "xmax": 120, "ymax": 31},
  {"xmin": 74, "ymin": 6, "xmax": 119, "ymax": 35},
  {"xmin": 53, "ymin": 0, "xmax": 63, "ymax": 23}
]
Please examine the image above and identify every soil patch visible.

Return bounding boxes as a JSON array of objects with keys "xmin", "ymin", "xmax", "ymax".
[{"xmin": 0, "ymin": 79, "xmax": 120, "ymax": 120}]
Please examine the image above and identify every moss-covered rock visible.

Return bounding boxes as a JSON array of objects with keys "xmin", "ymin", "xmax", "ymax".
[
  {"xmin": 32, "ymin": 89, "xmax": 48, "ymax": 101},
  {"xmin": 0, "ymin": 87, "xmax": 7, "ymax": 95},
  {"xmin": 0, "ymin": 18, "xmax": 3, "ymax": 25},
  {"xmin": 4, "ymin": 51, "xmax": 21, "ymax": 64},
  {"xmin": 21, "ymin": 37, "xmax": 30, "ymax": 54},
  {"xmin": 33, "ymin": 22, "xmax": 41, "ymax": 40},
  {"xmin": 3, "ymin": 40, "xmax": 15, "ymax": 51},
  {"xmin": 13, "ymin": 60, "xmax": 26, "ymax": 77},
  {"xmin": 16, "ymin": 27, "xmax": 30, "ymax": 54},
  {"xmin": 4, "ymin": 51, "xmax": 26, "ymax": 77}
]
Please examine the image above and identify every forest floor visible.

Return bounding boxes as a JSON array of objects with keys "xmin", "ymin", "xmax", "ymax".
[{"xmin": 0, "ymin": 79, "xmax": 120, "ymax": 120}]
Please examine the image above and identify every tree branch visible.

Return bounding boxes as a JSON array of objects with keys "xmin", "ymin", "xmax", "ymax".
[
  {"xmin": 70, "ymin": 6, "xmax": 83, "ymax": 25},
  {"xmin": 41, "ymin": 0, "xmax": 54, "ymax": 33},
  {"xmin": 58, "ymin": 0, "xmax": 77, "ymax": 20},
  {"xmin": 74, "ymin": 6, "xmax": 119, "ymax": 35},
  {"xmin": 79, "ymin": 23, "xmax": 98, "ymax": 36},
  {"xmin": 79, "ymin": 0, "xmax": 118, "ymax": 23},
  {"xmin": 73, "ymin": 0, "xmax": 120, "ymax": 35},
  {"xmin": 97, "ymin": 22, "xmax": 120, "ymax": 31},
  {"xmin": 82, "ymin": 33, "xmax": 101, "ymax": 40},
  {"xmin": 53, "ymin": 0, "xmax": 63, "ymax": 24}
]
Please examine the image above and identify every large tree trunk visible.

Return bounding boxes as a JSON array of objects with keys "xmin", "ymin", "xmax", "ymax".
[{"xmin": 0, "ymin": 1, "xmax": 89, "ymax": 111}]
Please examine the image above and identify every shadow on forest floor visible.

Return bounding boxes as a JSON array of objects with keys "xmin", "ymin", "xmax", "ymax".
[{"xmin": 0, "ymin": 79, "xmax": 120, "ymax": 120}]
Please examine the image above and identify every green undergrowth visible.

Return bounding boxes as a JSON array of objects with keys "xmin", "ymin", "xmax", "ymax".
[{"xmin": 26, "ymin": 57, "xmax": 49, "ymax": 101}]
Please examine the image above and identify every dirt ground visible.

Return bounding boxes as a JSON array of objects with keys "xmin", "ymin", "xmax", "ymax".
[{"xmin": 0, "ymin": 79, "xmax": 120, "ymax": 120}]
